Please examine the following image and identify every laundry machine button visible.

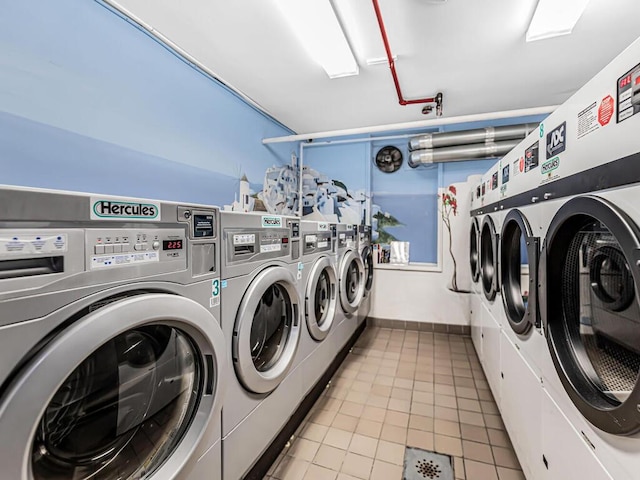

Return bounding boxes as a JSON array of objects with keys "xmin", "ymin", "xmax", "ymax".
[
  {"xmin": 94, "ymin": 245, "xmax": 105, "ymax": 254},
  {"xmin": 104, "ymin": 245, "xmax": 114, "ymax": 254}
]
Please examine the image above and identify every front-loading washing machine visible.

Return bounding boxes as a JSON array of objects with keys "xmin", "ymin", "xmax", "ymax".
[
  {"xmin": 334, "ymin": 223, "xmax": 365, "ymax": 352},
  {"xmin": 469, "ymin": 177, "xmax": 484, "ymax": 358},
  {"xmin": 0, "ymin": 186, "xmax": 227, "ymax": 480},
  {"xmin": 219, "ymin": 212, "xmax": 303, "ymax": 480},
  {"xmin": 356, "ymin": 224, "xmax": 374, "ymax": 327},
  {"xmin": 297, "ymin": 220, "xmax": 339, "ymax": 397}
]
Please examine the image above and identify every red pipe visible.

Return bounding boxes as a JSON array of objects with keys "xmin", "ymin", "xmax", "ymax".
[{"xmin": 372, "ymin": 0, "xmax": 438, "ymax": 106}]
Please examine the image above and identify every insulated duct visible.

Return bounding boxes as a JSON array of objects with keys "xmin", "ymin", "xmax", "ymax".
[
  {"xmin": 409, "ymin": 124, "xmax": 535, "ymax": 150},
  {"xmin": 408, "ymin": 140, "xmax": 520, "ymax": 167}
]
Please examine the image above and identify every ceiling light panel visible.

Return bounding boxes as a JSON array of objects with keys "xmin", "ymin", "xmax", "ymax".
[
  {"xmin": 526, "ymin": 0, "xmax": 591, "ymax": 42},
  {"xmin": 275, "ymin": 0, "xmax": 358, "ymax": 78}
]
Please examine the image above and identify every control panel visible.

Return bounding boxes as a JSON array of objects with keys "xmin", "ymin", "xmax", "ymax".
[
  {"xmin": 338, "ymin": 224, "xmax": 357, "ymax": 249},
  {"xmin": 303, "ymin": 231, "xmax": 332, "ymax": 255},
  {"xmin": 87, "ymin": 228, "xmax": 185, "ymax": 270}
]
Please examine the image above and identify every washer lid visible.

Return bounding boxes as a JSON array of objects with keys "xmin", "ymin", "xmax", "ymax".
[
  {"xmin": 500, "ymin": 209, "xmax": 540, "ymax": 334},
  {"xmin": 0, "ymin": 293, "xmax": 227, "ymax": 480},
  {"xmin": 543, "ymin": 195, "xmax": 640, "ymax": 435},
  {"xmin": 233, "ymin": 266, "xmax": 301, "ymax": 394},
  {"xmin": 339, "ymin": 249, "xmax": 365, "ymax": 314},
  {"xmin": 481, "ymin": 216, "xmax": 499, "ymax": 302},
  {"xmin": 305, "ymin": 256, "xmax": 338, "ymax": 341}
]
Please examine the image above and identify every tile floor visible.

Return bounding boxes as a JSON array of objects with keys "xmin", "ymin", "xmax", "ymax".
[{"xmin": 264, "ymin": 327, "xmax": 525, "ymax": 480}]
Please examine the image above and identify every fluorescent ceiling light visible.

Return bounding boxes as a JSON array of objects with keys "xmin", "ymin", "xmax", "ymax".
[
  {"xmin": 275, "ymin": 0, "xmax": 358, "ymax": 79},
  {"xmin": 526, "ymin": 0, "xmax": 590, "ymax": 42}
]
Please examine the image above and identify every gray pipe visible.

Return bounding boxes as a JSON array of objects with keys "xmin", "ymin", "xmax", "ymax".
[
  {"xmin": 408, "ymin": 124, "xmax": 535, "ymax": 150},
  {"xmin": 408, "ymin": 140, "xmax": 520, "ymax": 167}
]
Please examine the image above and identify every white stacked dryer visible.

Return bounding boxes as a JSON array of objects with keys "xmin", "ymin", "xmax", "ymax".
[
  {"xmin": 0, "ymin": 186, "xmax": 228, "ymax": 480},
  {"xmin": 469, "ymin": 176, "xmax": 483, "ymax": 359},
  {"xmin": 334, "ymin": 223, "xmax": 365, "ymax": 352},
  {"xmin": 357, "ymin": 224, "xmax": 374, "ymax": 327},
  {"xmin": 297, "ymin": 220, "xmax": 340, "ymax": 396},
  {"xmin": 219, "ymin": 212, "xmax": 303, "ymax": 480}
]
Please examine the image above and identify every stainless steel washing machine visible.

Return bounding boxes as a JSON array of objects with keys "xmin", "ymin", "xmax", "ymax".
[
  {"xmin": 356, "ymin": 224, "xmax": 374, "ymax": 327},
  {"xmin": 219, "ymin": 212, "xmax": 303, "ymax": 480},
  {"xmin": 0, "ymin": 186, "xmax": 227, "ymax": 480}
]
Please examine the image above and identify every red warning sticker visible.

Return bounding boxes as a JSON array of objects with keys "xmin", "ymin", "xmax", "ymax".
[{"xmin": 598, "ymin": 95, "xmax": 614, "ymax": 126}]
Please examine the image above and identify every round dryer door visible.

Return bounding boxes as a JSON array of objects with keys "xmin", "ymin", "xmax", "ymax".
[
  {"xmin": 339, "ymin": 250, "xmax": 365, "ymax": 314},
  {"xmin": 480, "ymin": 216, "xmax": 499, "ymax": 301},
  {"xmin": 543, "ymin": 196, "xmax": 640, "ymax": 434},
  {"xmin": 362, "ymin": 245, "xmax": 374, "ymax": 294},
  {"xmin": 470, "ymin": 217, "xmax": 481, "ymax": 283},
  {"xmin": 0, "ymin": 293, "xmax": 227, "ymax": 480},
  {"xmin": 501, "ymin": 209, "xmax": 539, "ymax": 334},
  {"xmin": 306, "ymin": 256, "xmax": 338, "ymax": 341},
  {"xmin": 233, "ymin": 266, "xmax": 301, "ymax": 394}
]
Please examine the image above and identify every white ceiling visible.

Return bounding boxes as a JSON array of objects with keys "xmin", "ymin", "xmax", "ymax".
[{"xmin": 110, "ymin": 0, "xmax": 640, "ymax": 134}]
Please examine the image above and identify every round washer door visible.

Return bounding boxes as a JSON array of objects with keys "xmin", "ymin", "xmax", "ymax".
[
  {"xmin": 233, "ymin": 266, "xmax": 301, "ymax": 394},
  {"xmin": 470, "ymin": 217, "xmax": 481, "ymax": 283},
  {"xmin": 306, "ymin": 256, "xmax": 338, "ymax": 341},
  {"xmin": 543, "ymin": 195, "xmax": 640, "ymax": 434},
  {"xmin": 0, "ymin": 293, "xmax": 227, "ymax": 480},
  {"xmin": 362, "ymin": 245, "xmax": 374, "ymax": 294},
  {"xmin": 481, "ymin": 216, "xmax": 499, "ymax": 301},
  {"xmin": 501, "ymin": 209, "xmax": 539, "ymax": 334},
  {"xmin": 339, "ymin": 250, "xmax": 365, "ymax": 314}
]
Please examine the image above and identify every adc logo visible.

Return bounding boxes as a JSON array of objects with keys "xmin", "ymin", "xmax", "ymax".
[{"xmin": 546, "ymin": 122, "xmax": 566, "ymax": 158}]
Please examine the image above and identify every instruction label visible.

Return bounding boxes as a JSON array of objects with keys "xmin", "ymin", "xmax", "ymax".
[
  {"xmin": 617, "ymin": 62, "xmax": 640, "ymax": 122},
  {"xmin": 91, "ymin": 251, "xmax": 159, "ymax": 269},
  {"xmin": 578, "ymin": 101, "xmax": 600, "ymax": 139}
]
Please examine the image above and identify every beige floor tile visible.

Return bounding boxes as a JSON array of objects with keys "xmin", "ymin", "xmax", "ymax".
[
  {"xmin": 478, "ymin": 389, "xmax": 495, "ymax": 401},
  {"xmin": 366, "ymin": 395, "xmax": 389, "ymax": 409},
  {"xmin": 406, "ymin": 429, "xmax": 434, "ymax": 451},
  {"xmin": 390, "ymin": 387, "xmax": 412, "ymax": 401},
  {"xmin": 454, "ymin": 377, "xmax": 476, "ymax": 389},
  {"xmin": 339, "ymin": 401, "xmax": 364, "ymax": 418},
  {"xmin": 492, "ymin": 446, "xmax": 520, "ymax": 469},
  {"xmin": 462, "ymin": 439, "xmax": 494, "ymax": 464},
  {"xmin": 336, "ymin": 473, "xmax": 360, "ymax": 480},
  {"xmin": 370, "ymin": 384, "xmax": 392, "ymax": 397},
  {"xmin": 316, "ymin": 397, "xmax": 343, "ymax": 412},
  {"xmin": 355, "ymin": 372, "xmax": 375, "ymax": 383},
  {"xmin": 384, "ymin": 410, "xmax": 409, "ymax": 428},
  {"xmin": 378, "ymin": 367, "xmax": 397, "ymax": 377},
  {"xmin": 324, "ymin": 427, "xmax": 353, "ymax": 450},
  {"xmin": 434, "ymin": 434, "xmax": 463, "ymax": 456},
  {"xmin": 332, "ymin": 413, "xmax": 358, "ymax": 433},
  {"xmin": 373, "ymin": 374, "xmax": 394, "ymax": 386},
  {"xmin": 375, "ymin": 440, "xmax": 405, "ymax": 466},
  {"xmin": 409, "ymin": 414, "xmax": 434, "ymax": 432},
  {"xmin": 434, "ymin": 418, "xmax": 461, "ymax": 438},
  {"xmin": 414, "ymin": 371, "xmax": 434, "ymax": 382},
  {"xmin": 458, "ymin": 397, "xmax": 482, "ymax": 413},
  {"xmin": 301, "ymin": 423, "xmax": 330, "ymax": 443},
  {"xmin": 303, "ymin": 464, "xmax": 338, "ymax": 480},
  {"xmin": 345, "ymin": 391, "xmax": 369, "ymax": 405},
  {"xmin": 460, "ymin": 423, "xmax": 489, "ymax": 443},
  {"xmin": 484, "ymin": 414, "xmax": 505, "ymax": 430},
  {"xmin": 380, "ymin": 423, "xmax": 407, "ymax": 444},
  {"xmin": 274, "ymin": 457, "xmax": 311, "ymax": 480},
  {"xmin": 453, "ymin": 456, "xmax": 466, "ymax": 479},
  {"xmin": 313, "ymin": 445, "xmax": 346, "ymax": 471},
  {"xmin": 412, "ymin": 390, "xmax": 434, "ymax": 404},
  {"xmin": 340, "ymin": 452, "xmax": 374, "ymax": 479},
  {"xmin": 487, "ymin": 428, "xmax": 511, "ymax": 448},
  {"xmin": 455, "ymin": 386, "xmax": 479, "ymax": 400},
  {"xmin": 350, "ymin": 381, "xmax": 372, "ymax": 393},
  {"xmin": 289, "ymin": 438, "xmax": 321, "ymax": 462},
  {"xmin": 497, "ymin": 466, "xmax": 526, "ymax": 480},
  {"xmin": 481, "ymin": 400, "xmax": 500, "ymax": 415},
  {"xmin": 393, "ymin": 378, "xmax": 413, "ymax": 389},
  {"xmin": 410, "ymin": 401, "xmax": 433, "ymax": 417},
  {"xmin": 311, "ymin": 409, "xmax": 338, "ymax": 427},
  {"xmin": 361, "ymin": 405, "xmax": 386, "ymax": 421},
  {"xmin": 355, "ymin": 418, "xmax": 383, "ymax": 439},
  {"xmin": 464, "ymin": 459, "xmax": 498, "ymax": 480},
  {"xmin": 370, "ymin": 459, "xmax": 403, "ymax": 480},
  {"xmin": 361, "ymin": 363, "xmax": 379, "ymax": 374},
  {"xmin": 387, "ymin": 398, "xmax": 411, "ymax": 413},
  {"xmin": 459, "ymin": 410, "xmax": 485, "ymax": 427},
  {"xmin": 348, "ymin": 433, "xmax": 378, "ymax": 458},
  {"xmin": 434, "ymin": 384, "xmax": 457, "ymax": 396},
  {"xmin": 435, "ymin": 394, "xmax": 458, "ymax": 409},
  {"xmin": 434, "ymin": 406, "xmax": 459, "ymax": 422}
]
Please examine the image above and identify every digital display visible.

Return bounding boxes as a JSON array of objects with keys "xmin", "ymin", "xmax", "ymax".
[{"xmin": 163, "ymin": 240, "xmax": 183, "ymax": 250}]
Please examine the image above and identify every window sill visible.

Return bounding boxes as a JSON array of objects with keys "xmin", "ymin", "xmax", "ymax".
[{"xmin": 373, "ymin": 263, "xmax": 442, "ymax": 273}]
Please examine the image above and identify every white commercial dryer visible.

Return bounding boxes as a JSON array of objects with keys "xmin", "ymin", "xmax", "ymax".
[
  {"xmin": 468, "ymin": 176, "xmax": 484, "ymax": 359},
  {"xmin": 356, "ymin": 224, "xmax": 374, "ymax": 327},
  {"xmin": 297, "ymin": 220, "xmax": 339, "ymax": 396},
  {"xmin": 334, "ymin": 223, "xmax": 365, "ymax": 352},
  {"xmin": 219, "ymin": 212, "xmax": 303, "ymax": 480},
  {"xmin": 535, "ymin": 37, "xmax": 640, "ymax": 480},
  {"xmin": 0, "ymin": 186, "xmax": 227, "ymax": 480}
]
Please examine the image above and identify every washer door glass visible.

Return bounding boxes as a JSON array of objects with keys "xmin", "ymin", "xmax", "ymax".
[
  {"xmin": 362, "ymin": 246, "xmax": 374, "ymax": 292},
  {"xmin": 315, "ymin": 269, "xmax": 332, "ymax": 326},
  {"xmin": 346, "ymin": 260, "xmax": 361, "ymax": 303},
  {"xmin": 562, "ymin": 221, "xmax": 639, "ymax": 403},
  {"xmin": 470, "ymin": 220, "xmax": 480, "ymax": 282},
  {"xmin": 32, "ymin": 325, "xmax": 201, "ymax": 480},
  {"xmin": 250, "ymin": 284, "xmax": 292, "ymax": 372},
  {"xmin": 481, "ymin": 217, "xmax": 498, "ymax": 301}
]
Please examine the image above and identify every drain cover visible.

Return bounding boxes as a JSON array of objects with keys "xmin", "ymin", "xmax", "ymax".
[{"xmin": 403, "ymin": 447, "xmax": 454, "ymax": 480}]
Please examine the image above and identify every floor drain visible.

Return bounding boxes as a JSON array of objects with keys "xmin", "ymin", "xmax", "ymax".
[{"xmin": 404, "ymin": 447, "xmax": 454, "ymax": 480}]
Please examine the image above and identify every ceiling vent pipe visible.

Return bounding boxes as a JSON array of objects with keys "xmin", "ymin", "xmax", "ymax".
[
  {"xmin": 408, "ymin": 140, "xmax": 520, "ymax": 167},
  {"xmin": 409, "ymin": 124, "xmax": 535, "ymax": 151}
]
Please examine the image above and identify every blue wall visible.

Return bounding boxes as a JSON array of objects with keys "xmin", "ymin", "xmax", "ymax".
[{"xmin": 0, "ymin": 0, "xmax": 293, "ymax": 206}]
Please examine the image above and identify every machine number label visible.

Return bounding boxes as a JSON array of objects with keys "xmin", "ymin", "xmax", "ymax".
[{"xmin": 210, "ymin": 278, "xmax": 221, "ymax": 307}]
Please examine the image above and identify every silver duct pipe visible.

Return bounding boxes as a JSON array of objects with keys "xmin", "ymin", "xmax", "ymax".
[
  {"xmin": 408, "ymin": 140, "xmax": 520, "ymax": 167},
  {"xmin": 409, "ymin": 124, "xmax": 535, "ymax": 150}
]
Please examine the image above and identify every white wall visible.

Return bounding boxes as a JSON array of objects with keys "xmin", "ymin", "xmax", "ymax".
[{"xmin": 370, "ymin": 178, "xmax": 479, "ymax": 326}]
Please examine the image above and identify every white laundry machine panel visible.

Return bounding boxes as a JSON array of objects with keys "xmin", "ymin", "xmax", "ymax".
[
  {"xmin": 297, "ymin": 220, "xmax": 339, "ymax": 397},
  {"xmin": 0, "ymin": 186, "xmax": 227, "ymax": 480},
  {"xmin": 219, "ymin": 212, "xmax": 304, "ymax": 480},
  {"xmin": 334, "ymin": 223, "xmax": 364, "ymax": 352}
]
